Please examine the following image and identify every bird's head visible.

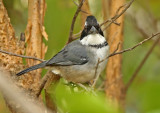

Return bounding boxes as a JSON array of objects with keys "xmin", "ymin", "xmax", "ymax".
[{"xmin": 80, "ymin": 16, "xmax": 104, "ymax": 40}]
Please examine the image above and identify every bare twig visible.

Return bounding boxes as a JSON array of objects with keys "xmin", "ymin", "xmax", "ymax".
[
  {"xmin": 36, "ymin": 71, "xmax": 60, "ymax": 97},
  {"xmin": 36, "ymin": 73, "xmax": 49, "ymax": 97},
  {"xmin": 73, "ymin": 30, "xmax": 82, "ymax": 38},
  {"xmin": 67, "ymin": 0, "xmax": 85, "ymax": 43},
  {"xmin": 108, "ymin": 33, "xmax": 160, "ymax": 58},
  {"xmin": 112, "ymin": 42, "xmax": 121, "ymax": 54},
  {"xmin": 72, "ymin": 0, "xmax": 89, "ymax": 14},
  {"xmin": 101, "ymin": 0, "xmax": 134, "ymax": 30},
  {"xmin": 77, "ymin": 83, "xmax": 90, "ymax": 91},
  {"xmin": 125, "ymin": 36, "xmax": 160, "ymax": 91},
  {"xmin": 92, "ymin": 58, "xmax": 100, "ymax": 88},
  {"xmin": 0, "ymin": 49, "xmax": 45, "ymax": 62},
  {"xmin": 100, "ymin": 19, "xmax": 120, "ymax": 27},
  {"xmin": 98, "ymin": 32, "xmax": 160, "ymax": 65},
  {"xmin": 72, "ymin": 0, "xmax": 80, "ymax": 7},
  {"xmin": 80, "ymin": 10, "xmax": 89, "ymax": 14},
  {"xmin": 99, "ymin": 42, "xmax": 121, "ymax": 64},
  {"xmin": 44, "ymin": 72, "xmax": 60, "ymax": 112}
]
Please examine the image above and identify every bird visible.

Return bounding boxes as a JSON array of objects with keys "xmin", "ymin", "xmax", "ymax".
[{"xmin": 16, "ymin": 15, "xmax": 109, "ymax": 83}]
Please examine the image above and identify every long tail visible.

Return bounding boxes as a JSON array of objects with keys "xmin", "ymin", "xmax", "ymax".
[{"xmin": 16, "ymin": 61, "xmax": 47, "ymax": 76}]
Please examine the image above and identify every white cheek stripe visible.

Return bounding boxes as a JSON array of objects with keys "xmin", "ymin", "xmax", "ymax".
[{"xmin": 85, "ymin": 22, "xmax": 87, "ymax": 26}]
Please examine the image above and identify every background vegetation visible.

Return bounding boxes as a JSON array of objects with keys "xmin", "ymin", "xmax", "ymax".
[{"xmin": 0, "ymin": 0, "xmax": 160, "ymax": 113}]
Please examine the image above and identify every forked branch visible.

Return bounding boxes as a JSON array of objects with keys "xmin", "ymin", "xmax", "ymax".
[
  {"xmin": 107, "ymin": 33, "xmax": 160, "ymax": 58},
  {"xmin": 101, "ymin": 0, "xmax": 134, "ymax": 31},
  {"xmin": 94, "ymin": 32, "xmax": 160, "ymax": 88}
]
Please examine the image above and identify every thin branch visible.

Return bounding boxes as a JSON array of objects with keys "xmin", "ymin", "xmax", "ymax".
[
  {"xmin": 101, "ymin": 0, "xmax": 134, "ymax": 30},
  {"xmin": 98, "ymin": 32, "xmax": 160, "ymax": 65},
  {"xmin": 80, "ymin": 10, "xmax": 89, "ymax": 14},
  {"xmin": 100, "ymin": 19, "xmax": 120, "ymax": 27},
  {"xmin": 36, "ymin": 72, "xmax": 49, "ymax": 97},
  {"xmin": 0, "ymin": 49, "xmax": 45, "ymax": 62},
  {"xmin": 91, "ymin": 33, "xmax": 160, "ymax": 88},
  {"xmin": 36, "ymin": 71, "xmax": 60, "ymax": 97},
  {"xmin": 125, "ymin": 36, "xmax": 160, "ymax": 91},
  {"xmin": 72, "ymin": 0, "xmax": 80, "ymax": 7},
  {"xmin": 108, "ymin": 33, "xmax": 160, "ymax": 58},
  {"xmin": 67, "ymin": 0, "xmax": 85, "ymax": 43},
  {"xmin": 92, "ymin": 58, "xmax": 100, "ymax": 88},
  {"xmin": 112, "ymin": 42, "xmax": 121, "ymax": 54},
  {"xmin": 77, "ymin": 83, "xmax": 90, "ymax": 91},
  {"xmin": 72, "ymin": 0, "xmax": 89, "ymax": 14},
  {"xmin": 73, "ymin": 30, "xmax": 82, "ymax": 38},
  {"xmin": 99, "ymin": 42, "xmax": 120, "ymax": 64}
]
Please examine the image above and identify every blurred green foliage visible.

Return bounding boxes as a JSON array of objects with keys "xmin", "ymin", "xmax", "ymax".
[
  {"xmin": 53, "ymin": 80, "xmax": 117, "ymax": 113},
  {"xmin": 0, "ymin": 0, "xmax": 160, "ymax": 113}
]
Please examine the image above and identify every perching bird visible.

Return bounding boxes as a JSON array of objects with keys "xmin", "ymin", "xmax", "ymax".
[{"xmin": 17, "ymin": 16, "xmax": 109, "ymax": 83}]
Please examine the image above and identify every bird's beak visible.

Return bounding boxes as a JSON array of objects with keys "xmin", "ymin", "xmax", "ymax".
[{"xmin": 89, "ymin": 26, "xmax": 98, "ymax": 34}]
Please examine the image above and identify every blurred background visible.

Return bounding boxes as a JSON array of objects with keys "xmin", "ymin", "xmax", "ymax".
[{"xmin": 0, "ymin": 0, "xmax": 160, "ymax": 113}]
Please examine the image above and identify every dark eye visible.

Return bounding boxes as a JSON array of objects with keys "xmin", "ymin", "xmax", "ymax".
[{"xmin": 87, "ymin": 25, "xmax": 92, "ymax": 31}]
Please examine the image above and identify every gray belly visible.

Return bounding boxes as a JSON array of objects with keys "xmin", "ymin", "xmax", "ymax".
[{"xmin": 51, "ymin": 63, "xmax": 95, "ymax": 83}]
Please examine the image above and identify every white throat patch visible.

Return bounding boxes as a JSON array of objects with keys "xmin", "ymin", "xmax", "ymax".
[{"xmin": 80, "ymin": 34, "xmax": 106, "ymax": 45}]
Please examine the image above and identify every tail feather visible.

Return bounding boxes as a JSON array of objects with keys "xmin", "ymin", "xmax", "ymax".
[{"xmin": 16, "ymin": 61, "xmax": 47, "ymax": 76}]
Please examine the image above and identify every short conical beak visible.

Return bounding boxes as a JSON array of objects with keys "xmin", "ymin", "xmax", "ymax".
[{"xmin": 89, "ymin": 26, "xmax": 98, "ymax": 33}]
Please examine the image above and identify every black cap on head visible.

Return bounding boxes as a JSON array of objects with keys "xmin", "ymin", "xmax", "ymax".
[
  {"xmin": 80, "ymin": 15, "xmax": 104, "ymax": 40},
  {"xmin": 85, "ymin": 16, "xmax": 98, "ymax": 26}
]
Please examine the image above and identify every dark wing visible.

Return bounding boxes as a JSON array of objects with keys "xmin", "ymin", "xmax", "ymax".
[{"xmin": 46, "ymin": 40, "xmax": 88, "ymax": 66}]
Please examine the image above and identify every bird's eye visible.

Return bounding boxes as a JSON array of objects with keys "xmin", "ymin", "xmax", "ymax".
[{"xmin": 87, "ymin": 25, "xmax": 92, "ymax": 31}]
